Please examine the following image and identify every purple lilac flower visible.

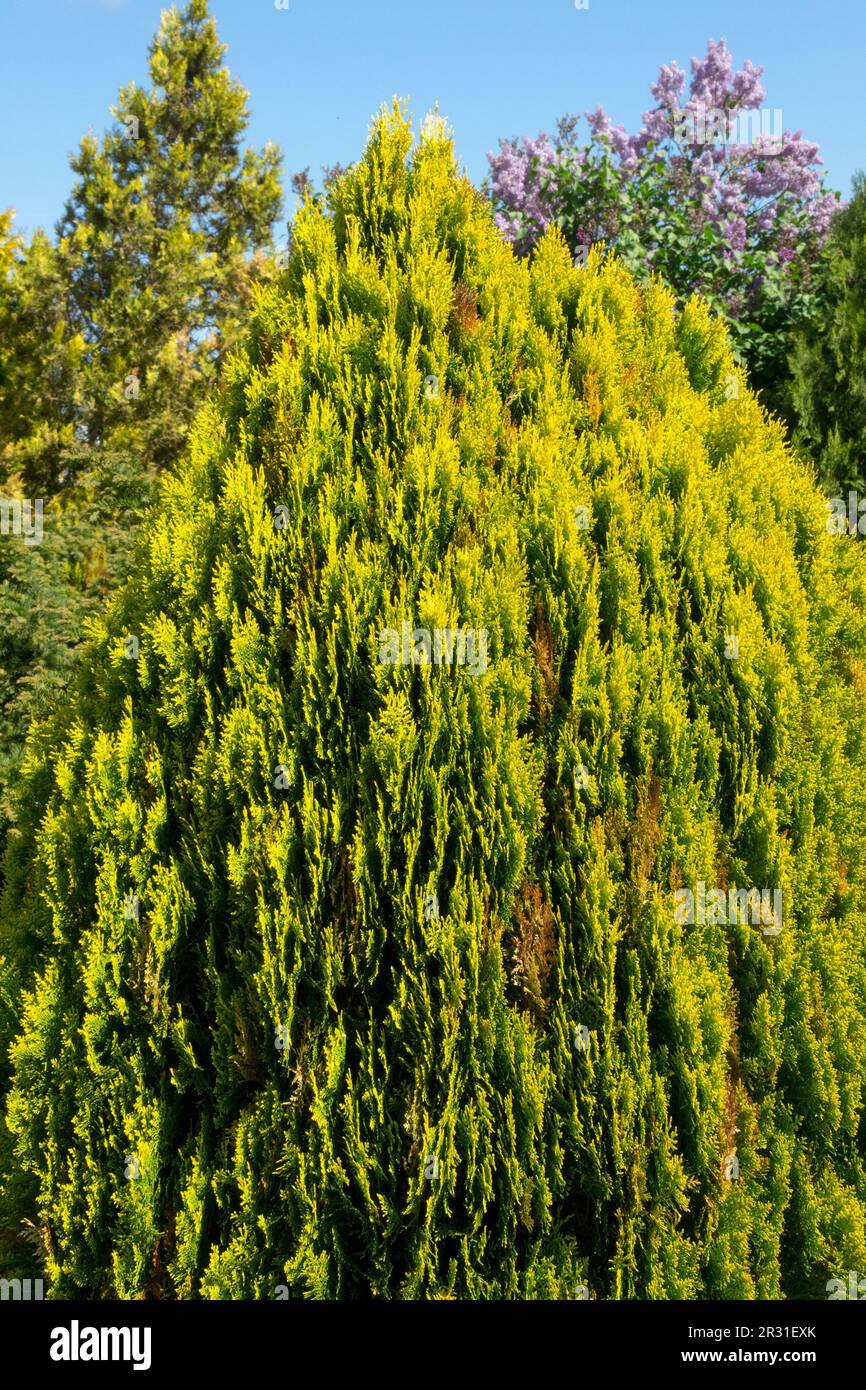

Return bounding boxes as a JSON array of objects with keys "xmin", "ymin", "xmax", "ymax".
[
  {"xmin": 487, "ymin": 133, "xmax": 561, "ymax": 250},
  {"xmin": 487, "ymin": 36, "xmax": 840, "ymax": 286}
]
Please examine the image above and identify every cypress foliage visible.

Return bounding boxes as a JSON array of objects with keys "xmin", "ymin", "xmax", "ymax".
[
  {"xmin": 2, "ymin": 106, "xmax": 866, "ymax": 1299},
  {"xmin": 789, "ymin": 173, "xmax": 866, "ymax": 497}
]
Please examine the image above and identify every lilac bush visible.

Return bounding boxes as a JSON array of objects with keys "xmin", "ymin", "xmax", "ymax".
[{"xmin": 487, "ymin": 39, "xmax": 841, "ymax": 414}]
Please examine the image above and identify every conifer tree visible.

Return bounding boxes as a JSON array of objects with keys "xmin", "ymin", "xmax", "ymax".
[
  {"xmin": 0, "ymin": 224, "xmax": 81, "ymax": 487},
  {"xmin": 2, "ymin": 107, "xmax": 865, "ymax": 1300},
  {"xmin": 2, "ymin": 0, "xmax": 282, "ymax": 491},
  {"xmin": 0, "ymin": 1, "xmax": 282, "ymax": 850},
  {"xmin": 789, "ymin": 173, "xmax": 866, "ymax": 497}
]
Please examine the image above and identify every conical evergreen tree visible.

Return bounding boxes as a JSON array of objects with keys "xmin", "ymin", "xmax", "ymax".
[
  {"xmin": 2, "ymin": 0, "xmax": 282, "ymax": 492},
  {"xmin": 2, "ymin": 107, "xmax": 865, "ymax": 1300}
]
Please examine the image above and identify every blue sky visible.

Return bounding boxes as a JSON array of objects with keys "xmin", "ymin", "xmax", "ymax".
[{"xmin": 2, "ymin": 0, "xmax": 864, "ymax": 239}]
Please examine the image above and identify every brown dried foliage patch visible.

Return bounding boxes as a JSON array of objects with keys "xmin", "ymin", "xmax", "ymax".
[
  {"xmin": 450, "ymin": 281, "xmax": 482, "ymax": 335},
  {"xmin": 533, "ymin": 597, "xmax": 556, "ymax": 723},
  {"xmin": 508, "ymin": 881, "xmax": 556, "ymax": 1022}
]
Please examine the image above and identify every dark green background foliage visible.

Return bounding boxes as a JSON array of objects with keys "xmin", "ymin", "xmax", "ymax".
[
  {"xmin": 790, "ymin": 174, "xmax": 866, "ymax": 496},
  {"xmin": 0, "ymin": 452, "xmax": 156, "ymax": 836},
  {"xmin": 2, "ymin": 108, "xmax": 866, "ymax": 1299}
]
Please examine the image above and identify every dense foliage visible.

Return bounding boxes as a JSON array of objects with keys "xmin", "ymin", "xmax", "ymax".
[
  {"xmin": 487, "ymin": 39, "xmax": 840, "ymax": 423},
  {"xmin": 789, "ymin": 174, "xmax": 866, "ymax": 497},
  {"xmin": 0, "ymin": 0, "xmax": 282, "ymax": 837},
  {"xmin": 2, "ymin": 107, "xmax": 865, "ymax": 1300}
]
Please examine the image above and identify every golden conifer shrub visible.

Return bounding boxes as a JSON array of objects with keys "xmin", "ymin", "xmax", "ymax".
[{"xmin": 2, "ymin": 105, "xmax": 866, "ymax": 1300}]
